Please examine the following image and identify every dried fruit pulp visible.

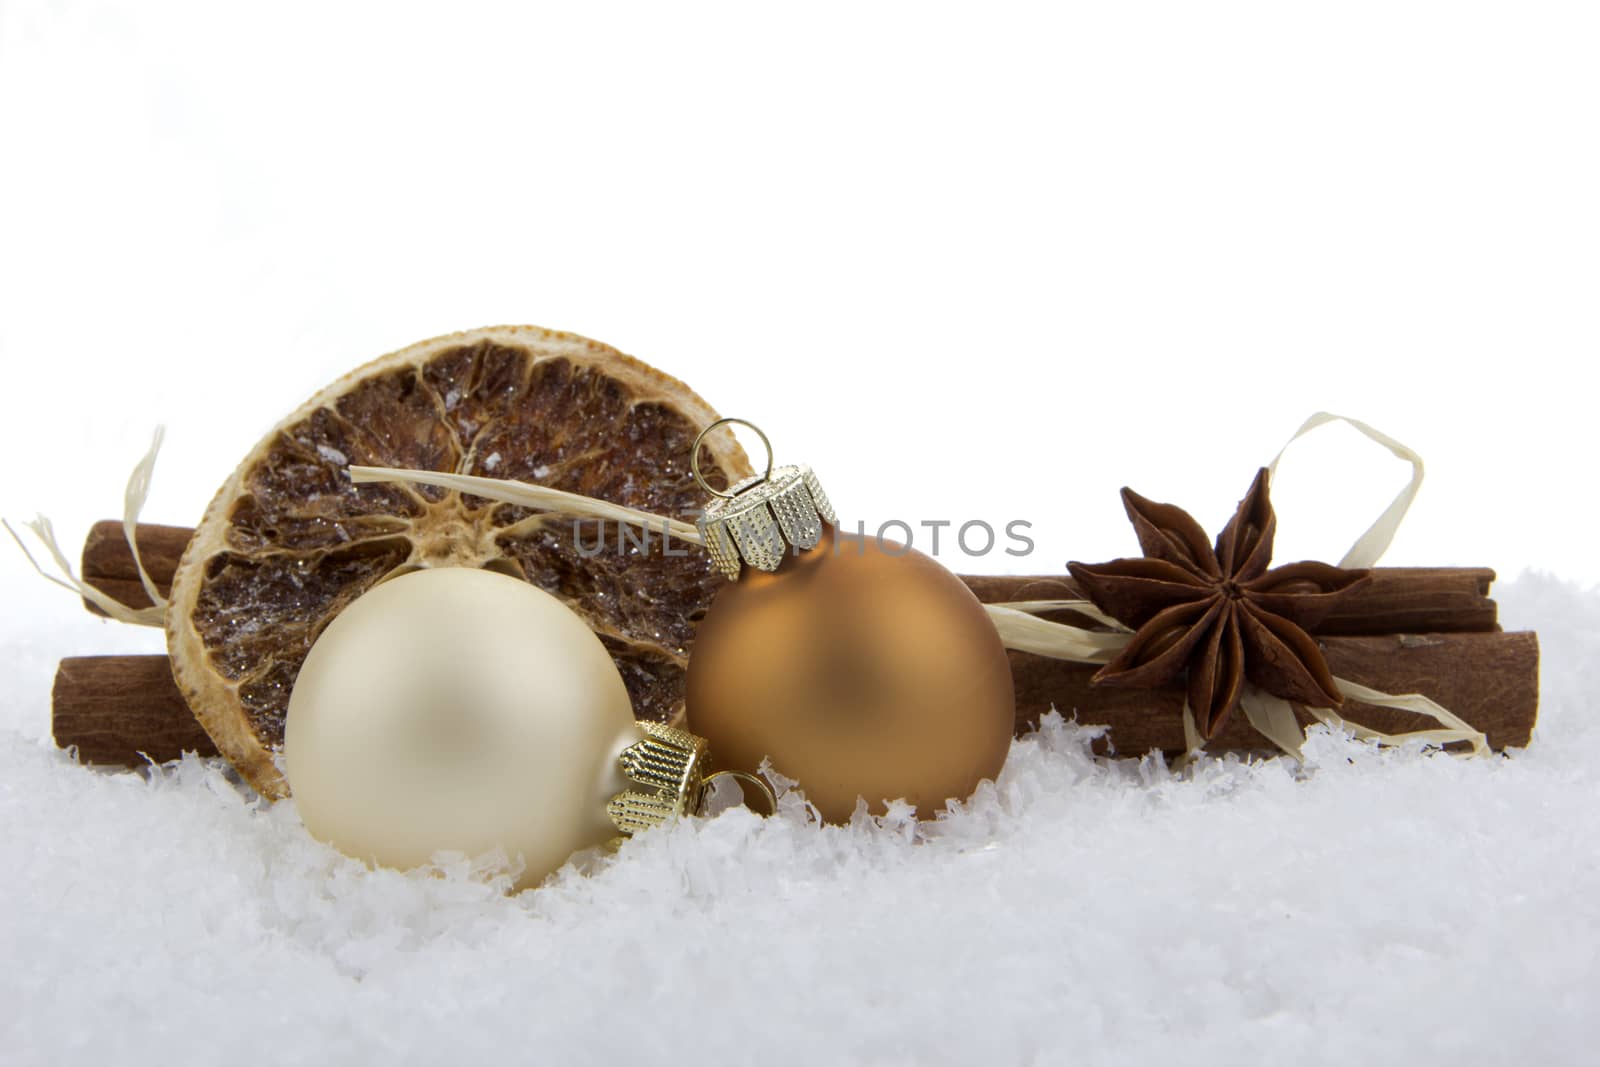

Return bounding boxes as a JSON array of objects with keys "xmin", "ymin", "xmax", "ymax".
[{"xmin": 166, "ymin": 325, "xmax": 750, "ymax": 798}]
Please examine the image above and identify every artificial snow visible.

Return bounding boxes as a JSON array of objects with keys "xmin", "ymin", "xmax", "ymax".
[{"xmin": 2, "ymin": 573, "xmax": 1598, "ymax": 1065}]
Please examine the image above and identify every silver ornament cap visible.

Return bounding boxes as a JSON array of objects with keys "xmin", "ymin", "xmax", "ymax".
[{"xmin": 691, "ymin": 419, "xmax": 837, "ymax": 582}]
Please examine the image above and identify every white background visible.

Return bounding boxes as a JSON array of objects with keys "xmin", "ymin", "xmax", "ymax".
[
  {"xmin": 1, "ymin": 2, "xmax": 1596, "ymax": 670},
  {"xmin": 4, "ymin": 8, "xmax": 1600, "ymax": 1064}
]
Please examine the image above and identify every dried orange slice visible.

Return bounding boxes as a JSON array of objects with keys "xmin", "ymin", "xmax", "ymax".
[{"xmin": 166, "ymin": 325, "xmax": 751, "ymax": 798}]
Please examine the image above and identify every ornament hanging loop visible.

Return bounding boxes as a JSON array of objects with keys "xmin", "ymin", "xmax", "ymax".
[
  {"xmin": 692, "ymin": 417, "xmax": 774, "ymax": 499},
  {"xmin": 704, "ymin": 769, "xmax": 779, "ymax": 817}
]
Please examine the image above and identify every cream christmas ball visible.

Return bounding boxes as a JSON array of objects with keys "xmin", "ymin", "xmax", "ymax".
[{"xmin": 284, "ymin": 566, "xmax": 638, "ymax": 888}]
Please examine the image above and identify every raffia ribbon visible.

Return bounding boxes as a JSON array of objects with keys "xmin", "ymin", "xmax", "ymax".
[
  {"xmin": 5, "ymin": 428, "xmax": 171, "ymax": 627},
  {"xmin": 9, "ymin": 413, "xmax": 1489, "ymax": 760}
]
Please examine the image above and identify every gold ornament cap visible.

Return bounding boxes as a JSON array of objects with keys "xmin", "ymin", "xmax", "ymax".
[
  {"xmin": 691, "ymin": 418, "xmax": 838, "ymax": 582},
  {"xmin": 607, "ymin": 720, "xmax": 776, "ymax": 835}
]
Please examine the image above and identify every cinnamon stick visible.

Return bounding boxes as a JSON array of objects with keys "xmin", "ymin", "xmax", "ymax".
[
  {"xmin": 962, "ymin": 569, "xmax": 1501, "ymax": 635},
  {"xmin": 51, "ymin": 630, "xmax": 1538, "ymax": 768},
  {"xmin": 1003, "ymin": 631, "xmax": 1538, "ymax": 755},
  {"xmin": 79, "ymin": 521, "xmax": 186, "ymax": 614},
  {"xmin": 86, "ymin": 522, "xmax": 1503, "ymax": 636},
  {"xmin": 53, "ymin": 655, "xmax": 217, "ymax": 766}
]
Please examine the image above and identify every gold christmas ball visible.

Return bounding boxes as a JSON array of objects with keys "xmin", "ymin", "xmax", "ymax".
[
  {"xmin": 284, "ymin": 567, "xmax": 637, "ymax": 889},
  {"xmin": 685, "ymin": 526, "xmax": 1015, "ymax": 823}
]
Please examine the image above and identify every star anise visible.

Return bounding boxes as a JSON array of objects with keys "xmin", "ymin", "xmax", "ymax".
[{"xmin": 1066, "ymin": 468, "xmax": 1371, "ymax": 741}]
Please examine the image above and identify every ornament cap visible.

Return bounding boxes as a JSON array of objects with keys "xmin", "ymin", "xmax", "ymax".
[
  {"xmin": 607, "ymin": 720, "xmax": 709, "ymax": 835},
  {"xmin": 691, "ymin": 418, "xmax": 837, "ymax": 582},
  {"xmin": 606, "ymin": 720, "xmax": 776, "ymax": 835}
]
